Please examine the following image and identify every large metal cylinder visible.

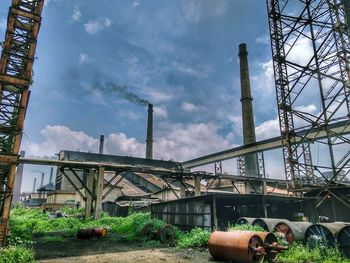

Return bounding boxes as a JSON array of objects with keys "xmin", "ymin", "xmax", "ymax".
[
  {"xmin": 236, "ymin": 217, "xmax": 256, "ymax": 225},
  {"xmin": 252, "ymin": 218, "xmax": 290, "ymax": 232},
  {"xmin": 208, "ymin": 231, "xmax": 265, "ymax": 263},
  {"xmin": 304, "ymin": 224, "xmax": 336, "ymax": 248},
  {"xmin": 275, "ymin": 221, "xmax": 312, "ymax": 244},
  {"xmin": 337, "ymin": 225, "xmax": 350, "ymax": 259}
]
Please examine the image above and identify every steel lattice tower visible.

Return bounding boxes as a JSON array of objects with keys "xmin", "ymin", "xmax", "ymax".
[
  {"xmin": 0, "ymin": 0, "xmax": 44, "ymax": 245},
  {"xmin": 266, "ymin": 0, "xmax": 350, "ymax": 194}
]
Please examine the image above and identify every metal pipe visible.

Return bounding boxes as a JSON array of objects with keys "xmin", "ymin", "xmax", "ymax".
[
  {"xmin": 208, "ymin": 231, "xmax": 265, "ymax": 263},
  {"xmin": 236, "ymin": 217, "xmax": 256, "ymax": 225},
  {"xmin": 337, "ymin": 225, "xmax": 350, "ymax": 259},
  {"xmin": 252, "ymin": 218, "xmax": 290, "ymax": 232},
  {"xmin": 99, "ymin": 135, "xmax": 104, "ymax": 154},
  {"xmin": 274, "ymin": 221, "xmax": 313, "ymax": 244},
  {"xmin": 304, "ymin": 224, "xmax": 336, "ymax": 248},
  {"xmin": 146, "ymin": 103, "xmax": 153, "ymax": 159}
]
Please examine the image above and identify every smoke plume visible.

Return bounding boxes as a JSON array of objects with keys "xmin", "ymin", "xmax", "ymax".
[{"xmin": 92, "ymin": 82, "xmax": 150, "ymax": 106}]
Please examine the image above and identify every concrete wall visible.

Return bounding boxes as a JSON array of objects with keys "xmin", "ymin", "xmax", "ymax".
[{"xmin": 47, "ymin": 192, "xmax": 75, "ymax": 204}]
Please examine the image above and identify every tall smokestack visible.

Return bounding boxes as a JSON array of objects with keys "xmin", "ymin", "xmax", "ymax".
[
  {"xmin": 32, "ymin": 178, "xmax": 37, "ymax": 193},
  {"xmin": 99, "ymin": 135, "xmax": 105, "ymax": 154},
  {"xmin": 146, "ymin": 103, "xmax": 153, "ymax": 159},
  {"xmin": 49, "ymin": 167, "xmax": 54, "ymax": 184},
  {"xmin": 40, "ymin": 172, "xmax": 44, "ymax": 188},
  {"xmin": 239, "ymin": 43, "xmax": 258, "ymax": 177},
  {"xmin": 13, "ymin": 151, "xmax": 25, "ymax": 205}
]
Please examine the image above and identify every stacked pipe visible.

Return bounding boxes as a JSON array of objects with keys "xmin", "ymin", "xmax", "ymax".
[{"xmin": 237, "ymin": 217, "xmax": 350, "ymax": 259}]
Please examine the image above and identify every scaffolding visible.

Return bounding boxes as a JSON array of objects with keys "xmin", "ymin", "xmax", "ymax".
[
  {"xmin": 266, "ymin": 0, "xmax": 350, "ymax": 195},
  {"xmin": 0, "ymin": 0, "xmax": 44, "ymax": 245}
]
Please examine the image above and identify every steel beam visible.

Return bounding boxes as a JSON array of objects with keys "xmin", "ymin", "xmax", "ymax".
[{"xmin": 182, "ymin": 120, "xmax": 350, "ymax": 169}]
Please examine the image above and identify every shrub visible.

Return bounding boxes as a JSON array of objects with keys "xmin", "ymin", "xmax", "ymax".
[
  {"xmin": 227, "ymin": 223, "xmax": 266, "ymax": 232},
  {"xmin": 176, "ymin": 228, "xmax": 211, "ymax": 249},
  {"xmin": 0, "ymin": 246, "xmax": 35, "ymax": 263}
]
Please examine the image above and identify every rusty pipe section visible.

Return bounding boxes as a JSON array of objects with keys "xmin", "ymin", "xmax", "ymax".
[
  {"xmin": 274, "ymin": 221, "xmax": 312, "ymax": 245},
  {"xmin": 228, "ymin": 231, "xmax": 288, "ymax": 262},
  {"xmin": 252, "ymin": 218, "xmax": 290, "ymax": 232},
  {"xmin": 208, "ymin": 231, "xmax": 265, "ymax": 263}
]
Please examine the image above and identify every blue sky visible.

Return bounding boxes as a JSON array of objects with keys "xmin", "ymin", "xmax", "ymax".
[{"xmin": 1, "ymin": 0, "xmax": 286, "ymax": 191}]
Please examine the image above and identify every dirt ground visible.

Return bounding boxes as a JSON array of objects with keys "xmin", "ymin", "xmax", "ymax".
[{"xmin": 35, "ymin": 236, "xmax": 220, "ymax": 263}]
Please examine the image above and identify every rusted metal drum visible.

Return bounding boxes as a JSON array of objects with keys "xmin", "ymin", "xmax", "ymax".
[
  {"xmin": 142, "ymin": 223, "xmax": 158, "ymax": 240},
  {"xmin": 236, "ymin": 217, "xmax": 256, "ymax": 225},
  {"xmin": 208, "ymin": 231, "xmax": 265, "ymax": 263},
  {"xmin": 94, "ymin": 227, "xmax": 108, "ymax": 238},
  {"xmin": 252, "ymin": 218, "xmax": 290, "ymax": 232},
  {"xmin": 77, "ymin": 229, "xmax": 95, "ymax": 239},
  {"xmin": 256, "ymin": 232, "xmax": 288, "ymax": 262},
  {"xmin": 274, "ymin": 221, "xmax": 312, "ymax": 244},
  {"xmin": 158, "ymin": 224, "xmax": 176, "ymax": 244},
  {"xmin": 337, "ymin": 225, "xmax": 350, "ymax": 259},
  {"xmin": 304, "ymin": 224, "xmax": 335, "ymax": 248}
]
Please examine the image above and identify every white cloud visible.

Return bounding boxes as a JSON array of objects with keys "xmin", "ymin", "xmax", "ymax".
[
  {"xmin": 72, "ymin": 6, "xmax": 82, "ymax": 21},
  {"xmin": 24, "ymin": 125, "xmax": 99, "ymax": 157},
  {"xmin": 255, "ymin": 35, "xmax": 270, "ymax": 45},
  {"xmin": 255, "ymin": 117, "xmax": 280, "ymax": 140},
  {"xmin": 132, "ymin": 0, "xmax": 141, "ymax": 8},
  {"xmin": 118, "ymin": 110, "xmax": 140, "ymax": 120},
  {"xmin": 153, "ymin": 106, "xmax": 167, "ymax": 118},
  {"xmin": 84, "ymin": 17, "xmax": 111, "ymax": 34},
  {"xmin": 180, "ymin": 0, "xmax": 228, "ymax": 22},
  {"xmin": 79, "ymin": 53, "xmax": 90, "ymax": 64},
  {"xmin": 295, "ymin": 104, "xmax": 317, "ymax": 114},
  {"xmin": 23, "ymin": 122, "xmax": 235, "ymax": 162},
  {"xmin": 147, "ymin": 89, "xmax": 173, "ymax": 103},
  {"xmin": 181, "ymin": 102, "xmax": 199, "ymax": 112}
]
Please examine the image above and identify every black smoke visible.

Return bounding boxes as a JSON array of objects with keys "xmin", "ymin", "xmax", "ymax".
[{"xmin": 91, "ymin": 82, "xmax": 150, "ymax": 106}]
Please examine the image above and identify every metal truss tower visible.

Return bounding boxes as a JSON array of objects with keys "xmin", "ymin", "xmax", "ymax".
[
  {"xmin": 266, "ymin": 0, "xmax": 350, "ymax": 193},
  {"xmin": 0, "ymin": 0, "xmax": 44, "ymax": 245}
]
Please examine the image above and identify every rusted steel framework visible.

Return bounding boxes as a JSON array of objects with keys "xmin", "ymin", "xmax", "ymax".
[
  {"xmin": 0, "ymin": 0, "xmax": 44, "ymax": 245},
  {"xmin": 237, "ymin": 152, "xmax": 266, "ymax": 178},
  {"xmin": 266, "ymin": 0, "xmax": 350, "ymax": 193}
]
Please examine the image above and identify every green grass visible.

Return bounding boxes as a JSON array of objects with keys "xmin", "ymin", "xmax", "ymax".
[
  {"xmin": 227, "ymin": 223, "xmax": 266, "ymax": 232},
  {"xmin": 278, "ymin": 242, "xmax": 350, "ymax": 263},
  {"xmin": 176, "ymin": 228, "xmax": 211, "ymax": 249},
  {"xmin": 0, "ymin": 246, "xmax": 35, "ymax": 263}
]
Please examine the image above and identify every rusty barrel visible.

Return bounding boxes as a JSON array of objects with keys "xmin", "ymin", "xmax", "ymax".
[
  {"xmin": 252, "ymin": 218, "xmax": 290, "ymax": 232},
  {"xmin": 274, "ymin": 221, "xmax": 312, "ymax": 244},
  {"xmin": 208, "ymin": 231, "xmax": 265, "ymax": 263},
  {"xmin": 236, "ymin": 217, "xmax": 256, "ymax": 225},
  {"xmin": 337, "ymin": 225, "xmax": 350, "ymax": 259},
  {"xmin": 304, "ymin": 223, "xmax": 337, "ymax": 248},
  {"xmin": 77, "ymin": 229, "xmax": 95, "ymax": 239},
  {"xmin": 94, "ymin": 227, "xmax": 108, "ymax": 238},
  {"xmin": 158, "ymin": 224, "xmax": 176, "ymax": 244}
]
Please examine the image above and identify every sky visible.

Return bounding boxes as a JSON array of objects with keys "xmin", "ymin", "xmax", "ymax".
[{"xmin": 0, "ymin": 0, "xmax": 287, "ymax": 192}]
